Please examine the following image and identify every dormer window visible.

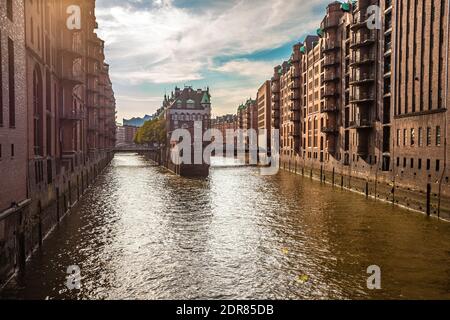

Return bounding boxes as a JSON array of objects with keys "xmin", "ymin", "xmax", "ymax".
[
  {"xmin": 187, "ymin": 99, "xmax": 195, "ymax": 108},
  {"xmin": 176, "ymin": 100, "xmax": 182, "ymax": 108}
]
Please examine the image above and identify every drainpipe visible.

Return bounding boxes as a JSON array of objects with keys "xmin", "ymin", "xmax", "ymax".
[
  {"xmin": 438, "ymin": 0, "xmax": 450, "ymax": 219},
  {"xmin": 391, "ymin": 0, "xmax": 399, "ymax": 204}
]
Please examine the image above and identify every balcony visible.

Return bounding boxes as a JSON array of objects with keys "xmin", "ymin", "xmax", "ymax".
[
  {"xmin": 291, "ymin": 52, "xmax": 301, "ymax": 63},
  {"xmin": 271, "ymin": 109, "xmax": 280, "ymax": 119},
  {"xmin": 289, "ymin": 127, "xmax": 301, "ymax": 137},
  {"xmin": 350, "ymin": 32, "xmax": 376, "ymax": 49},
  {"xmin": 291, "ymin": 69, "xmax": 301, "ymax": 79},
  {"xmin": 290, "ymin": 92, "xmax": 301, "ymax": 101},
  {"xmin": 289, "ymin": 80, "xmax": 300, "ymax": 89},
  {"xmin": 323, "ymin": 73, "xmax": 339, "ymax": 83},
  {"xmin": 351, "ymin": 11, "xmax": 368, "ymax": 30},
  {"xmin": 350, "ymin": 92, "xmax": 375, "ymax": 104},
  {"xmin": 323, "ymin": 56, "xmax": 339, "ymax": 67},
  {"xmin": 350, "ymin": 118, "xmax": 374, "ymax": 130},
  {"xmin": 61, "ymin": 69, "xmax": 84, "ymax": 88},
  {"xmin": 288, "ymin": 103, "xmax": 300, "ymax": 112},
  {"xmin": 322, "ymin": 17, "xmax": 340, "ymax": 30},
  {"xmin": 61, "ymin": 109, "xmax": 84, "ymax": 122},
  {"xmin": 323, "ymin": 41, "xmax": 340, "ymax": 53},
  {"xmin": 357, "ymin": 145, "xmax": 369, "ymax": 157},
  {"xmin": 321, "ymin": 104, "xmax": 338, "ymax": 113},
  {"xmin": 288, "ymin": 112, "xmax": 301, "ymax": 122},
  {"xmin": 60, "ymin": 37, "xmax": 83, "ymax": 60},
  {"xmin": 349, "ymin": 72, "xmax": 375, "ymax": 85},
  {"xmin": 87, "ymin": 44, "xmax": 102, "ymax": 62},
  {"xmin": 323, "ymin": 88, "xmax": 339, "ymax": 98},
  {"xmin": 321, "ymin": 126, "xmax": 338, "ymax": 135},
  {"xmin": 350, "ymin": 53, "xmax": 376, "ymax": 66},
  {"xmin": 271, "ymin": 83, "xmax": 280, "ymax": 93}
]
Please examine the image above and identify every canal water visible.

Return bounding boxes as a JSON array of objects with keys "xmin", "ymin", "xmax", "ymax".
[{"xmin": 2, "ymin": 153, "xmax": 450, "ymax": 300}]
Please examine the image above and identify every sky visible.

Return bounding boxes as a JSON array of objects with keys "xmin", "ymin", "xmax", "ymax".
[{"xmin": 95, "ymin": 0, "xmax": 332, "ymax": 123}]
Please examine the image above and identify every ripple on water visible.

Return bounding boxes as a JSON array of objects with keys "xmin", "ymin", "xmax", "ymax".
[{"xmin": 2, "ymin": 154, "xmax": 450, "ymax": 300}]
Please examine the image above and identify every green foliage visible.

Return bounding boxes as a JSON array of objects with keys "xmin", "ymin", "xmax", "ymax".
[{"xmin": 134, "ymin": 118, "xmax": 167, "ymax": 146}]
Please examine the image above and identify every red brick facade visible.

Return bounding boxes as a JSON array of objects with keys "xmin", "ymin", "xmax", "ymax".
[{"xmin": 0, "ymin": 0, "xmax": 116, "ymax": 284}]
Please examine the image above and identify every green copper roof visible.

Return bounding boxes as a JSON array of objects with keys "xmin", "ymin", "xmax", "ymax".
[
  {"xmin": 201, "ymin": 92, "xmax": 210, "ymax": 104},
  {"xmin": 300, "ymin": 46, "xmax": 306, "ymax": 54},
  {"xmin": 316, "ymin": 28, "xmax": 324, "ymax": 38},
  {"xmin": 341, "ymin": 1, "xmax": 356, "ymax": 12}
]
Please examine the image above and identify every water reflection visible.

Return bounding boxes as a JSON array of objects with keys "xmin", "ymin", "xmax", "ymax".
[{"xmin": 2, "ymin": 153, "xmax": 450, "ymax": 299}]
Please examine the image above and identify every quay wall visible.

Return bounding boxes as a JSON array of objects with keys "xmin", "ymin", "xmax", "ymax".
[
  {"xmin": 279, "ymin": 156, "xmax": 450, "ymax": 221},
  {"xmin": 0, "ymin": 152, "xmax": 114, "ymax": 287}
]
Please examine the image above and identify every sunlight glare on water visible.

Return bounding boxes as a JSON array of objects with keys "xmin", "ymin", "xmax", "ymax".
[{"xmin": 2, "ymin": 153, "xmax": 450, "ymax": 300}]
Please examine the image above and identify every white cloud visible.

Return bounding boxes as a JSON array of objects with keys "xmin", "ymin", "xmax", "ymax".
[
  {"xmin": 96, "ymin": 0, "xmax": 328, "ymax": 84},
  {"xmin": 212, "ymin": 59, "xmax": 277, "ymax": 79}
]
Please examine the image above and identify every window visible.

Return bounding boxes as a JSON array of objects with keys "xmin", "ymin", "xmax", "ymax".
[
  {"xmin": 403, "ymin": 129, "xmax": 407, "ymax": 146},
  {"xmin": 11, "ymin": 144, "xmax": 14, "ymax": 157},
  {"xmin": 186, "ymin": 99, "xmax": 195, "ymax": 108},
  {"xmin": 8, "ymin": 38, "xmax": 15, "ymax": 127},
  {"xmin": 436, "ymin": 126, "xmax": 441, "ymax": 146},
  {"xmin": 397, "ymin": 157, "xmax": 400, "ymax": 167},
  {"xmin": 411, "ymin": 158, "xmax": 414, "ymax": 169},
  {"xmin": 410, "ymin": 128, "xmax": 415, "ymax": 146},
  {"xmin": 418, "ymin": 127, "xmax": 423, "ymax": 146},
  {"xmin": 418, "ymin": 159, "xmax": 422, "ymax": 170},
  {"xmin": 403, "ymin": 158, "xmax": 407, "ymax": 168},
  {"xmin": 427, "ymin": 159, "xmax": 431, "ymax": 171},
  {"xmin": 396, "ymin": 129, "xmax": 400, "ymax": 146},
  {"xmin": 427, "ymin": 127, "xmax": 432, "ymax": 146},
  {"xmin": 0, "ymin": 144, "xmax": 2, "ymax": 158},
  {"xmin": 436, "ymin": 160, "xmax": 441, "ymax": 172},
  {"xmin": 7, "ymin": 0, "xmax": 13, "ymax": 21}
]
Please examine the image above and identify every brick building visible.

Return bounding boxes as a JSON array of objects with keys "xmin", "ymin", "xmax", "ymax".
[
  {"xmin": 272, "ymin": 0, "xmax": 450, "ymax": 217},
  {"xmin": 0, "ymin": 0, "xmax": 116, "ymax": 284},
  {"xmin": 163, "ymin": 86, "xmax": 211, "ymax": 177},
  {"xmin": 257, "ymin": 80, "xmax": 272, "ymax": 152},
  {"xmin": 0, "ymin": 0, "xmax": 29, "ymax": 283},
  {"xmin": 236, "ymin": 99, "xmax": 258, "ymax": 152},
  {"xmin": 124, "ymin": 125, "xmax": 138, "ymax": 144},
  {"xmin": 212, "ymin": 114, "xmax": 237, "ymax": 151}
]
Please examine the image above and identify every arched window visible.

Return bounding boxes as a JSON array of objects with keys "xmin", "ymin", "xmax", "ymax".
[
  {"xmin": 314, "ymin": 117, "xmax": 318, "ymax": 148},
  {"xmin": 187, "ymin": 99, "xmax": 195, "ymax": 108},
  {"xmin": 308, "ymin": 118, "xmax": 312, "ymax": 148},
  {"xmin": 33, "ymin": 65, "xmax": 44, "ymax": 156}
]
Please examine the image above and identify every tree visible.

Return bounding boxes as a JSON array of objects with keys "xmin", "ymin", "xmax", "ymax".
[{"xmin": 134, "ymin": 118, "xmax": 167, "ymax": 146}]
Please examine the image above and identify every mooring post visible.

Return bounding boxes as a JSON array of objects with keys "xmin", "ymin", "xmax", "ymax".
[{"xmin": 17, "ymin": 210, "xmax": 26, "ymax": 274}]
